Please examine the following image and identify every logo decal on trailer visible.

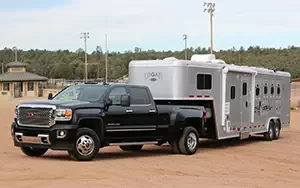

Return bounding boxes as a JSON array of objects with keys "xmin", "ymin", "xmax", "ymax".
[{"xmin": 144, "ymin": 72, "xmax": 161, "ymax": 82}]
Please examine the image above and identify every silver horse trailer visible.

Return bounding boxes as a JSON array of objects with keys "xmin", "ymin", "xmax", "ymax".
[{"xmin": 128, "ymin": 54, "xmax": 291, "ymax": 141}]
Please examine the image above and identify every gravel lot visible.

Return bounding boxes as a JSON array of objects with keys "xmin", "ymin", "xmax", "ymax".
[{"xmin": 1, "ymin": 96, "xmax": 300, "ymax": 188}]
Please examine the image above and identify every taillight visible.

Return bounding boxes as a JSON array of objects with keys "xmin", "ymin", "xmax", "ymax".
[{"xmin": 203, "ymin": 111, "xmax": 207, "ymax": 123}]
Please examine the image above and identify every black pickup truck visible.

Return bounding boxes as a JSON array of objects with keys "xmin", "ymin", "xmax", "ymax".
[{"xmin": 11, "ymin": 82, "xmax": 208, "ymax": 161}]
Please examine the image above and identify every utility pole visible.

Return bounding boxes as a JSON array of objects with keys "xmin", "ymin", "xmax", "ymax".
[
  {"xmin": 183, "ymin": 34, "xmax": 188, "ymax": 60},
  {"xmin": 12, "ymin": 46, "xmax": 17, "ymax": 62},
  {"xmin": 1, "ymin": 63, "xmax": 4, "ymax": 73},
  {"xmin": 105, "ymin": 34, "xmax": 108, "ymax": 83},
  {"xmin": 203, "ymin": 2, "xmax": 215, "ymax": 54},
  {"xmin": 80, "ymin": 32, "xmax": 90, "ymax": 81}
]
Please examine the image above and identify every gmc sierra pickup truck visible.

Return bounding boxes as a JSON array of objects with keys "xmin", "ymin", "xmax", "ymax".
[{"xmin": 11, "ymin": 82, "xmax": 208, "ymax": 161}]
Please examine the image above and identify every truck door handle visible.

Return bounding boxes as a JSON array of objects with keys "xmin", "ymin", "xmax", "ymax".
[
  {"xmin": 126, "ymin": 109, "xmax": 133, "ymax": 113},
  {"xmin": 149, "ymin": 109, "xmax": 156, "ymax": 113}
]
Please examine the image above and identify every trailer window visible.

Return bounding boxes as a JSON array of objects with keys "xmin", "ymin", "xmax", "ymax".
[
  {"xmin": 197, "ymin": 74, "xmax": 212, "ymax": 90},
  {"xmin": 277, "ymin": 84, "xmax": 281, "ymax": 95},
  {"xmin": 230, "ymin": 86, "xmax": 235, "ymax": 99},
  {"xmin": 271, "ymin": 84, "xmax": 274, "ymax": 95},
  {"xmin": 264, "ymin": 84, "xmax": 268, "ymax": 94},
  {"xmin": 242, "ymin": 83, "xmax": 247, "ymax": 95},
  {"xmin": 256, "ymin": 87, "xmax": 260, "ymax": 96}
]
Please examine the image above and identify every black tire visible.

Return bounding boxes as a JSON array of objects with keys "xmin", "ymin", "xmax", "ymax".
[
  {"xmin": 179, "ymin": 127, "xmax": 199, "ymax": 155},
  {"xmin": 68, "ymin": 128, "xmax": 100, "ymax": 161},
  {"xmin": 119, "ymin": 145, "xmax": 143, "ymax": 151},
  {"xmin": 273, "ymin": 120, "xmax": 281, "ymax": 140},
  {"xmin": 20, "ymin": 147, "xmax": 48, "ymax": 157},
  {"xmin": 264, "ymin": 121, "xmax": 274, "ymax": 141},
  {"xmin": 169, "ymin": 139, "xmax": 180, "ymax": 154}
]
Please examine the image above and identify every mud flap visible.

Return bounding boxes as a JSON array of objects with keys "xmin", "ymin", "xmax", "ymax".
[{"xmin": 240, "ymin": 132, "xmax": 250, "ymax": 140}]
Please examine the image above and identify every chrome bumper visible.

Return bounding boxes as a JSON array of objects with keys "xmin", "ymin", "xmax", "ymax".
[{"xmin": 15, "ymin": 132, "xmax": 51, "ymax": 145}]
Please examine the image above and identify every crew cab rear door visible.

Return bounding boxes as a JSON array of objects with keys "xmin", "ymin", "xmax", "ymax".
[{"xmin": 127, "ymin": 86, "xmax": 158, "ymax": 131}]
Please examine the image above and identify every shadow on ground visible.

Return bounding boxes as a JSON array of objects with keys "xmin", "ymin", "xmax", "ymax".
[{"xmin": 39, "ymin": 135, "xmax": 282, "ymax": 161}]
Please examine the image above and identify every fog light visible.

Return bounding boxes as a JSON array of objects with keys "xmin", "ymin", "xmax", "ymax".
[{"xmin": 57, "ymin": 130, "xmax": 67, "ymax": 139}]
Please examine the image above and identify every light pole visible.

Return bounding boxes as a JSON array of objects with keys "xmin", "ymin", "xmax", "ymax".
[
  {"xmin": 203, "ymin": 2, "xmax": 215, "ymax": 54},
  {"xmin": 183, "ymin": 34, "xmax": 188, "ymax": 60},
  {"xmin": 105, "ymin": 34, "xmax": 108, "ymax": 83},
  {"xmin": 80, "ymin": 32, "xmax": 90, "ymax": 81},
  {"xmin": 12, "ymin": 46, "xmax": 18, "ymax": 62}
]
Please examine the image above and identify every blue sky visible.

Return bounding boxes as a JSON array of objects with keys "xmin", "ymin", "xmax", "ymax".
[{"xmin": 0, "ymin": 0, "xmax": 299, "ymax": 53}]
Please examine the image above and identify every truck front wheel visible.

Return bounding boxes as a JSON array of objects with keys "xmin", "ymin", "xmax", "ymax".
[
  {"xmin": 20, "ymin": 147, "xmax": 48, "ymax": 157},
  {"xmin": 179, "ymin": 127, "xmax": 199, "ymax": 155},
  {"xmin": 68, "ymin": 128, "xmax": 100, "ymax": 161}
]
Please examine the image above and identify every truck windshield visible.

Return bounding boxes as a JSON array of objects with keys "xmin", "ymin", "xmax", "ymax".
[{"xmin": 52, "ymin": 84, "xmax": 109, "ymax": 102}]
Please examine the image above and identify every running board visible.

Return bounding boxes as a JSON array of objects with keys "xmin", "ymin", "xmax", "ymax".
[{"xmin": 109, "ymin": 141, "xmax": 158, "ymax": 146}]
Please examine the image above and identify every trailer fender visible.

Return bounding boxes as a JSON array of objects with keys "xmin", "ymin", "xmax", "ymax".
[{"xmin": 264, "ymin": 117, "xmax": 280, "ymax": 130}]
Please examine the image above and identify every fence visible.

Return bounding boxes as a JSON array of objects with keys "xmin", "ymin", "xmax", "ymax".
[{"xmin": 291, "ymin": 82, "xmax": 300, "ymax": 108}]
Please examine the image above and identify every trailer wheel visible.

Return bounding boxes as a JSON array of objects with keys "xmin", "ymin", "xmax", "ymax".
[
  {"xmin": 179, "ymin": 127, "xmax": 199, "ymax": 155},
  {"xmin": 273, "ymin": 120, "xmax": 281, "ymax": 140},
  {"xmin": 119, "ymin": 145, "xmax": 143, "ymax": 151},
  {"xmin": 264, "ymin": 121, "xmax": 274, "ymax": 141}
]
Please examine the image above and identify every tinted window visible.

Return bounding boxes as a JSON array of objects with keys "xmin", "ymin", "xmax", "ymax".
[
  {"xmin": 230, "ymin": 86, "xmax": 235, "ymax": 99},
  {"xmin": 197, "ymin": 74, "xmax": 212, "ymax": 90},
  {"xmin": 242, "ymin": 83, "xmax": 247, "ymax": 95},
  {"xmin": 109, "ymin": 87, "xmax": 127, "ymax": 105},
  {"xmin": 271, "ymin": 85, "xmax": 274, "ymax": 95},
  {"xmin": 277, "ymin": 85, "xmax": 281, "ymax": 95},
  {"xmin": 128, "ymin": 87, "xmax": 151, "ymax": 105}
]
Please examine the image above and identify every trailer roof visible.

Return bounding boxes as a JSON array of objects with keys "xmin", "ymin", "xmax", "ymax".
[{"xmin": 129, "ymin": 55, "xmax": 291, "ymax": 78}]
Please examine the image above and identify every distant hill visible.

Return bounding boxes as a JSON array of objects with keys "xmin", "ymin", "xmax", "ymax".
[{"xmin": 0, "ymin": 45, "xmax": 299, "ymax": 80}]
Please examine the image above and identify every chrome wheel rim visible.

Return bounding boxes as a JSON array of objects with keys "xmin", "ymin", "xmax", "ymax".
[
  {"xmin": 187, "ymin": 132, "xmax": 197, "ymax": 151},
  {"xmin": 76, "ymin": 135, "xmax": 95, "ymax": 156}
]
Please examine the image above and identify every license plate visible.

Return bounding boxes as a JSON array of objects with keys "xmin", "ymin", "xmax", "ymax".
[{"xmin": 22, "ymin": 136, "xmax": 41, "ymax": 144}]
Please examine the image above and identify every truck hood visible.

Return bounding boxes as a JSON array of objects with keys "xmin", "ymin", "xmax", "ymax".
[{"xmin": 18, "ymin": 99, "xmax": 105, "ymax": 109}]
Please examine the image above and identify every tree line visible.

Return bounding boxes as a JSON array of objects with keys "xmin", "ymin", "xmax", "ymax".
[{"xmin": 0, "ymin": 45, "xmax": 299, "ymax": 80}]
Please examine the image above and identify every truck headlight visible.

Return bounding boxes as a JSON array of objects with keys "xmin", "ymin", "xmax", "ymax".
[{"xmin": 55, "ymin": 109, "xmax": 72, "ymax": 121}]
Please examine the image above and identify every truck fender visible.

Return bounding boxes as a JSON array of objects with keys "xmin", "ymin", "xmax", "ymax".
[
  {"xmin": 170, "ymin": 108, "xmax": 205, "ymax": 126},
  {"xmin": 72, "ymin": 109, "xmax": 105, "ymax": 140}
]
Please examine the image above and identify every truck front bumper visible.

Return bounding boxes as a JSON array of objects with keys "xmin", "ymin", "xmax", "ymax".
[{"xmin": 11, "ymin": 122, "xmax": 78, "ymax": 151}]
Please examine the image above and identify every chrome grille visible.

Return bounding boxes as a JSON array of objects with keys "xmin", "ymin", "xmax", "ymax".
[{"xmin": 17, "ymin": 105, "xmax": 55, "ymax": 128}]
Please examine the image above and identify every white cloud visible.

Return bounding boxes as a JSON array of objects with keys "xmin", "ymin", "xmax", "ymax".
[{"xmin": 0, "ymin": 0, "xmax": 300, "ymax": 52}]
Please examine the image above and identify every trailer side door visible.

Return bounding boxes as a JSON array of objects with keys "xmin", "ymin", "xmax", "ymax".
[{"xmin": 241, "ymin": 75, "xmax": 252, "ymax": 127}]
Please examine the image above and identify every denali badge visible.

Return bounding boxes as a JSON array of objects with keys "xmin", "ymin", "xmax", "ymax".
[{"xmin": 144, "ymin": 72, "xmax": 161, "ymax": 82}]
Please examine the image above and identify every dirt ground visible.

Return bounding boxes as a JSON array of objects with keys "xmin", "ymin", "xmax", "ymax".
[{"xmin": 1, "ymin": 96, "xmax": 300, "ymax": 188}]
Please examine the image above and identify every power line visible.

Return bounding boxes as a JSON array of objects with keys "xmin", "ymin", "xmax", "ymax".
[
  {"xmin": 80, "ymin": 32, "xmax": 90, "ymax": 81},
  {"xmin": 203, "ymin": 2, "xmax": 215, "ymax": 54}
]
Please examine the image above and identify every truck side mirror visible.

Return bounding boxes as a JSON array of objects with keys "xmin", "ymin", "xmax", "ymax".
[
  {"xmin": 120, "ymin": 95, "xmax": 130, "ymax": 107},
  {"xmin": 48, "ymin": 93, "xmax": 53, "ymax": 100}
]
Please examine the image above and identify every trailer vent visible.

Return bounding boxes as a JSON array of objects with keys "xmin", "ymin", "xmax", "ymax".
[{"xmin": 191, "ymin": 54, "xmax": 216, "ymax": 62}]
